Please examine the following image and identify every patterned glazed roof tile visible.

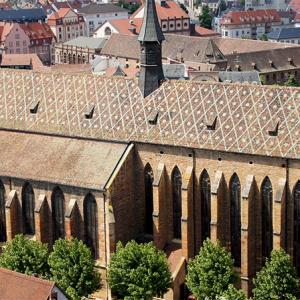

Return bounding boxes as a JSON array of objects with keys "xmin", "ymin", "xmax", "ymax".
[{"xmin": 0, "ymin": 69, "xmax": 299, "ymax": 159}]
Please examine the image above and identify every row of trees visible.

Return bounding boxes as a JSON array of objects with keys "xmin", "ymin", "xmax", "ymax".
[
  {"xmin": 0, "ymin": 235, "xmax": 100, "ymax": 300},
  {"xmin": 108, "ymin": 239, "xmax": 300, "ymax": 300}
]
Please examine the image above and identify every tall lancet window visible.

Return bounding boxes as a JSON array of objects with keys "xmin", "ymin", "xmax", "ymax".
[
  {"xmin": 230, "ymin": 173, "xmax": 241, "ymax": 267},
  {"xmin": 144, "ymin": 164, "xmax": 154, "ymax": 235},
  {"xmin": 0, "ymin": 180, "xmax": 6, "ymax": 242},
  {"xmin": 84, "ymin": 193, "xmax": 98, "ymax": 258},
  {"xmin": 22, "ymin": 183, "xmax": 35, "ymax": 235},
  {"xmin": 172, "ymin": 167, "xmax": 182, "ymax": 240},
  {"xmin": 294, "ymin": 181, "xmax": 300, "ymax": 273},
  {"xmin": 200, "ymin": 170, "xmax": 211, "ymax": 242},
  {"xmin": 262, "ymin": 177, "xmax": 273, "ymax": 260},
  {"xmin": 51, "ymin": 187, "xmax": 65, "ymax": 241}
]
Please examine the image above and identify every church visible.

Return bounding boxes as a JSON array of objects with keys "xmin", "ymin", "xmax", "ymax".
[{"xmin": 0, "ymin": 0, "xmax": 299, "ymax": 299}]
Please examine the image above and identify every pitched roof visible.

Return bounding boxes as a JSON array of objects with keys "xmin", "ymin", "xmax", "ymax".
[
  {"xmin": 0, "ymin": 69, "xmax": 299, "ymax": 159},
  {"xmin": 19, "ymin": 22, "xmax": 54, "ymax": 41},
  {"xmin": 194, "ymin": 25, "xmax": 220, "ymax": 37},
  {"xmin": 219, "ymin": 71, "xmax": 261, "ymax": 84},
  {"xmin": 102, "ymin": 33, "xmax": 226, "ymax": 63},
  {"xmin": 108, "ymin": 18, "xmax": 143, "ymax": 35},
  {"xmin": 0, "ymin": 8, "xmax": 46, "ymax": 22},
  {"xmin": 132, "ymin": 0, "xmax": 188, "ymax": 20},
  {"xmin": 267, "ymin": 27, "xmax": 300, "ymax": 40},
  {"xmin": 78, "ymin": 3, "xmax": 128, "ymax": 14},
  {"xmin": 0, "ymin": 268, "xmax": 55, "ymax": 300},
  {"xmin": 48, "ymin": 7, "xmax": 72, "ymax": 20},
  {"xmin": 1, "ymin": 53, "xmax": 45, "ymax": 70},
  {"xmin": 226, "ymin": 47, "xmax": 300, "ymax": 73},
  {"xmin": 64, "ymin": 36, "xmax": 106, "ymax": 49},
  {"xmin": 220, "ymin": 9, "xmax": 281, "ymax": 25},
  {"xmin": 138, "ymin": 0, "xmax": 165, "ymax": 42}
]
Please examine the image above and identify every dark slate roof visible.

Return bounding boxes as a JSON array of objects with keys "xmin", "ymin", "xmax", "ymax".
[
  {"xmin": 219, "ymin": 71, "xmax": 261, "ymax": 84},
  {"xmin": 138, "ymin": 0, "xmax": 165, "ymax": 42},
  {"xmin": 163, "ymin": 64, "xmax": 186, "ymax": 79},
  {"xmin": 78, "ymin": 3, "xmax": 128, "ymax": 14},
  {"xmin": 0, "ymin": 69, "xmax": 299, "ymax": 160},
  {"xmin": 0, "ymin": 8, "xmax": 46, "ymax": 22},
  {"xmin": 267, "ymin": 28, "xmax": 300, "ymax": 40}
]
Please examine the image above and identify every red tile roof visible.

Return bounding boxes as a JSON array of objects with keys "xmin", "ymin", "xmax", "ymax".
[
  {"xmin": 48, "ymin": 7, "xmax": 72, "ymax": 20},
  {"xmin": 289, "ymin": 0, "xmax": 300, "ymax": 12},
  {"xmin": 220, "ymin": 9, "xmax": 281, "ymax": 25},
  {"xmin": 0, "ymin": 268, "xmax": 55, "ymax": 300},
  {"xmin": 1, "ymin": 53, "xmax": 46, "ymax": 70},
  {"xmin": 132, "ymin": 0, "xmax": 188, "ymax": 20},
  {"xmin": 20, "ymin": 22, "xmax": 54, "ymax": 43},
  {"xmin": 109, "ymin": 18, "xmax": 143, "ymax": 35},
  {"xmin": 194, "ymin": 25, "xmax": 219, "ymax": 37}
]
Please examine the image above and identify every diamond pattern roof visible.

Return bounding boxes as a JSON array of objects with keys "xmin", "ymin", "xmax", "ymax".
[{"xmin": 0, "ymin": 69, "xmax": 299, "ymax": 159}]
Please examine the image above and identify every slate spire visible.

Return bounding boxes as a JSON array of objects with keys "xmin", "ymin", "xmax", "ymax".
[{"xmin": 138, "ymin": 0, "xmax": 165, "ymax": 98}]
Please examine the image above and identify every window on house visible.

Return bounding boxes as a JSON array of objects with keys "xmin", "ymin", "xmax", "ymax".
[
  {"xmin": 22, "ymin": 183, "xmax": 35, "ymax": 235},
  {"xmin": 16, "ymin": 41, "xmax": 20, "ymax": 47},
  {"xmin": 0, "ymin": 181, "xmax": 6, "ymax": 242},
  {"xmin": 84, "ymin": 193, "xmax": 98, "ymax": 258},
  {"xmin": 51, "ymin": 187, "xmax": 65, "ymax": 242},
  {"xmin": 144, "ymin": 164, "xmax": 154, "ymax": 235},
  {"xmin": 200, "ymin": 170, "xmax": 211, "ymax": 243},
  {"xmin": 172, "ymin": 166, "xmax": 182, "ymax": 240},
  {"xmin": 23, "ymin": 40, "xmax": 26, "ymax": 46},
  {"xmin": 230, "ymin": 173, "xmax": 241, "ymax": 267},
  {"xmin": 105, "ymin": 27, "xmax": 112, "ymax": 36},
  {"xmin": 9, "ymin": 41, "xmax": 13, "ymax": 47},
  {"xmin": 261, "ymin": 177, "xmax": 273, "ymax": 261}
]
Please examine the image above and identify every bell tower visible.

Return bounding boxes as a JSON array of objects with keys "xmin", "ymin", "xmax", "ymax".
[{"xmin": 138, "ymin": 0, "xmax": 165, "ymax": 98}]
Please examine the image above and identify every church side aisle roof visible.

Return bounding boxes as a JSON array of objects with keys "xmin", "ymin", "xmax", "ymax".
[{"xmin": 0, "ymin": 69, "xmax": 299, "ymax": 159}]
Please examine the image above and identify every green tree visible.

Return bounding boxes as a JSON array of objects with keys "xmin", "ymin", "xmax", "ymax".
[
  {"xmin": 222, "ymin": 284, "xmax": 247, "ymax": 300},
  {"xmin": 117, "ymin": 0, "xmax": 140, "ymax": 14},
  {"xmin": 48, "ymin": 238, "xmax": 100, "ymax": 300},
  {"xmin": 219, "ymin": 0, "xmax": 227, "ymax": 12},
  {"xmin": 284, "ymin": 74, "xmax": 299, "ymax": 87},
  {"xmin": 259, "ymin": 33, "xmax": 268, "ymax": 41},
  {"xmin": 252, "ymin": 249, "xmax": 300, "ymax": 300},
  {"xmin": 0, "ymin": 234, "xmax": 49, "ymax": 277},
  {"xmin": 108, "ymin": 240, "xmax": 172, "ymax": 300},
  {"xmin": 199, "ymin": 6, "xmax": 213, "ymax": 29},
  {"xmin": 186, "ymin": 239, "xmax": 236, "ymax": 300}
]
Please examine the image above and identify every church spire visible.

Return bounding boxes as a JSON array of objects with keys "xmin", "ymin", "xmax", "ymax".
[{"xmin": 138, "ymin": 0, "xmax": 165, "ymax": 98}]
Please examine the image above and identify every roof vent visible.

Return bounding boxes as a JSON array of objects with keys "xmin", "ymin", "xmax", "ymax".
[
  {"xmin": 269, "ymin": 60, "xmax": 274, "ymax": 67},
  {"xmin": 206, "ymin": 116, "xmax": 217, "ymax": 130},
  {"xmin": 148, "ymin": 110, "xmax": 159, "ymax": 125},
  {"xmin": 268, "ymin": 121, "xmax": 279, "ymax": 136},
  {"xmin": 288, "ymin": 57, "xmax": 293, "ymax": 65},
  {"xmin": 85, "ymin": 106, "xmax": 95, "ymax": 119},
  {"xmin": 30, "ymin": 101, "xmax": 39, "ymax": 114},
  {"xmin": 251, "ymin": 62, "xmax": 256, "ymax": 69}
]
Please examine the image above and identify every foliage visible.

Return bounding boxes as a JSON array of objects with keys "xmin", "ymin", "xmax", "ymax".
[
  {"xmin": 186, "ymin": 239, "xmax": 236, "ymax": 300},
  {"xmin": 199, "ymin": 6, "xmax": 213, "ymax": 29},
  {"xmin": 222, "ymin": 284, "xmax": 247, "ymax": 300},
  {"xmin": 259, "ymin": 33, "xmax": 268, "ymax": 41},
  {"xmin": 0, "ymin": 234, "xmax": 49, "ymax": 278},
  {"xmin": 117, "ymin": 0, "xmax": 140, "ymax": 15},
  {"xmin": 107, "ymin": 240, "xmax": 172, "ymax": 300},
  {"xmin": 48, "ymin": 238, "xmax": 100, "ymax": 300},
  {"xmin": 219, "ymin": 0, "xmax": 227, "ymax": 12},
  {"xmin": 284, "ymin": 75, "xmax": 299, "ymax": 87},
  {"xmin": 252, "ymin": 249, "xmax": 300, "ymax": 300}
]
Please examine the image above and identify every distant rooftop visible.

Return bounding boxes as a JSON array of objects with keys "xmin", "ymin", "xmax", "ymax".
[
  {"xmin": 267, "ymin": 27, "xmax": 300, "ymax": 40},
  {"xmin": 0, "ymin": 8, "xmax": 46, "ymax": 22},
  {"xmin": 63, "ymin": 36, "xmax": 106, "ymax": 49},
  {"xmin": 219, "ymin": 71, "xmax": 261, "ymax": 84},
  {"xmin": 78, "ymin": 3, "xmax": 128, "ymax": 14}
]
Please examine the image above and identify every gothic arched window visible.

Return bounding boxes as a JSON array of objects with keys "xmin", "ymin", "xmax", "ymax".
[
  {"xmin": 22, "ymin": 183, "xmax": 35, "ymax": 235},
  {"xmin": 51, "ymin": 187, "xmax": 65, "ymax": 241},
  {"xmin": 84, "ymin": 193, "xmax": 98, "ymax": 258},
  {"xmin": 200, "ymin": 170, "xmax": 211, "ymax": 242},
  {"xmin": 262, "ymin": 177, "xmax": 273, "ymax": 260},
  {"xmin": 144, "ymin": 164, "xmax": 154, "ymax": 235},
  {"xmin": 172, "ymin": 167, "xmax": 182, "ymax": 240},
  {"xmin": 294, "ymin": 181, "xmax": 300, "ymax": 272},
  {"xmin": 0, "ymin": 181, "xmax": 6, "ymax": 242},
  {"xmin": 230, "ymin": 173, "xmax": 241, "ymax": 267}
]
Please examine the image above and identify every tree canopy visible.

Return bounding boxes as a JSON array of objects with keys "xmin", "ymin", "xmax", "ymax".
[
  {"xmin": 222, "ymin": 284, "xmax": 247, "ymax": 300},
  {"xmin": 284, "ymin": 75, "xmax": 299, "ymax": 87},
  {"xmin": 199, "ymin": 6, "xmax": 213, "ymax": 29},
  {"xmin": 0, "ymin": 234, "xmax": 49, "ymax": 278},
  {"xmin": 48, "ymin": 238, "xmax": 100, "ymax": 300},
  {"xmin": 108, "ymin": 240, "xmax": 172, "ymax": 300},
  {"xmin": 252, "ymin": 249, "xmax": 300, "ymax": 300},
  {"xmin": 186, "ymin": 239, "xmax": 236, "ymax": 300}
]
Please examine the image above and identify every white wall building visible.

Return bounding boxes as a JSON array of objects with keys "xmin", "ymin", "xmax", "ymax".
[{"xmin": 77, "ymin": 3, "xmax": 128, "ymax": 36}]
